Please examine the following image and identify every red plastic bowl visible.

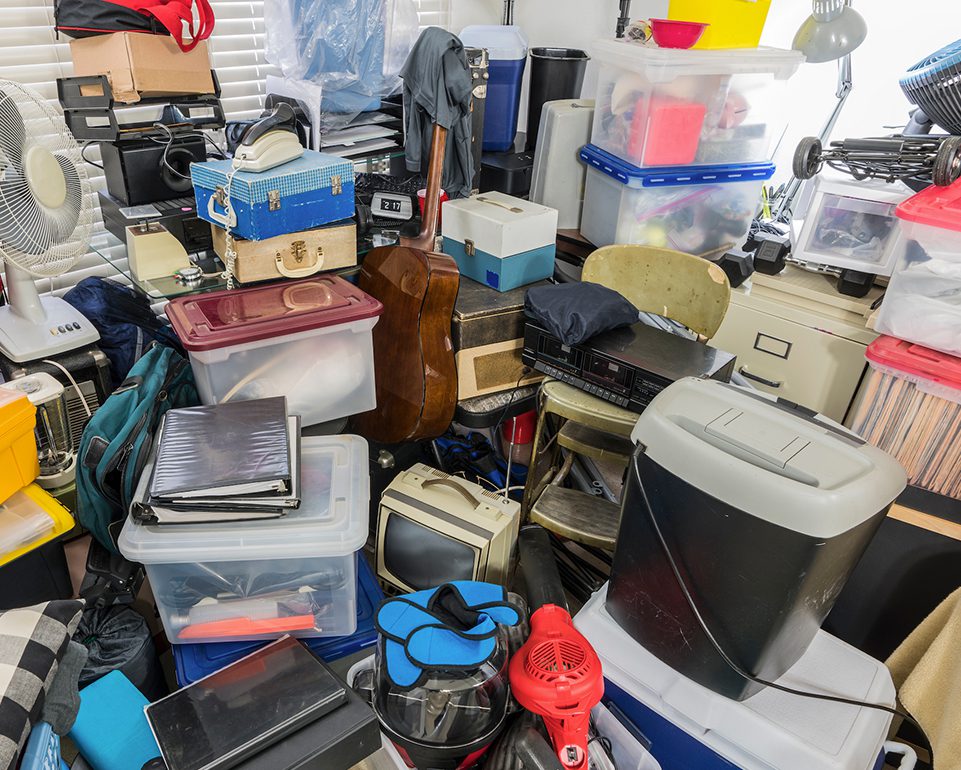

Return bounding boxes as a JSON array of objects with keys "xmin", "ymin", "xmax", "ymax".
[{"xmin": 650, "ymin": 18, "xmax": 709, "ymax": 49}]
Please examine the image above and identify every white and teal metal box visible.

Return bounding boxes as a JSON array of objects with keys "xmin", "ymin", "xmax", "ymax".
[{"xmin": 442, "ymin": 192, "xmax": 558, "ymax": 292}]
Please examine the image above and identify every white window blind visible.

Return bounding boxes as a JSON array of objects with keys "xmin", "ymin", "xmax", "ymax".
[{"xmin": 0, "ymin": 0, "xmax": 447, "ymax": 297}]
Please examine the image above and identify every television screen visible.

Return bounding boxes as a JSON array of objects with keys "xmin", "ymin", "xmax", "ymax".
[{"xmin": 383, "ymin": 513, "xmax": 477, "ymax": 590}]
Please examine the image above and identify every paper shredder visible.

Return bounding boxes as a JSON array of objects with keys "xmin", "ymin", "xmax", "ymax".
[{"xmin": 608, "ymin": 378, "xmax": 907, "ymax": 700}]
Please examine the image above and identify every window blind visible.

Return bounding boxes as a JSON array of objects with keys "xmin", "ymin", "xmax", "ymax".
[{"xmin": 0, "ymin": 0, "xmax": 447, "ymax": 297}]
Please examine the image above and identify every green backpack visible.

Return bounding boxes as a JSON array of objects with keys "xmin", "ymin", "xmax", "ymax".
[{"xmin": 77, "ymin": 345, "xmax": 199, "ymax": 551}]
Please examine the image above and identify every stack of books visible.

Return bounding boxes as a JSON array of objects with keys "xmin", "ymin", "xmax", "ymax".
[{"xmin": 132, "ymin": 396, "xmax": 301, "ymax": 525}]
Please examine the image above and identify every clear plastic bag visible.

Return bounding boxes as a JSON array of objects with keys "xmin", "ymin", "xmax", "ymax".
[{"xmin": 264, "ymin": 0, "xmax": 419, "ymax": 130}]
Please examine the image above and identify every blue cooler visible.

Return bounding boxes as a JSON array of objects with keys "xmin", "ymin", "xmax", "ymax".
[
  {"xmin": 442, "ymin": 192, "xmax": 558, "ymax": 292},
  {"xmin": 460, "ymin": 26, "xmax": 528, "ymax": 152},
  {"xmin": 575, "ymin": 586, "xmax": 897, "ymax": 770},
  {"xmin": 173, "ymin": 556, "xmax": 383, "ymax": 687},
  {"xmin": 191, "ymin": 151, "xmax": 355, "ymax": 241}
]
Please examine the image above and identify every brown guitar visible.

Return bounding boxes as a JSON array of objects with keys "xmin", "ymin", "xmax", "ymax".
[{"xmin": 350, "ymin": 125, "xmax": 460, "ymax": 444}]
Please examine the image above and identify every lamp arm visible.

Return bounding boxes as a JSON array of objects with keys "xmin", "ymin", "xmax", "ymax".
[{"xmin": 774, "ymin": 53, "xmax": 854, "ymax": 220}]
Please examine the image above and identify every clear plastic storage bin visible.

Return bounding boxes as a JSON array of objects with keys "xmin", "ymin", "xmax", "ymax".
[
  {"xmin": 118, "ymin": 435, "xmax": 370, "ymax": 644},
  {"xmin": 165, "ymin": 277, "xmax": 383, "ymax": 426},
  {"xmin": 589, "ymin": 39, "xmax": 801, "ymax": 168},
  {"xmin": 579, "ymin": 144, "xmax": 774, "ymax": 255},
  {"xmin": 794, "ymin": 175, "xmax": 911, "ymax": 277},
  {"xmin": 875, "ymin": 179, "xmax": 961, "ymax": 356}
]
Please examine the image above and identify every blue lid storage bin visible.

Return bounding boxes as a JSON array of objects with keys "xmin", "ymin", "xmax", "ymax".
[
  {"xmin": 173, "ymin": 555, "xmax": 383, "ymax": 686},
  {"xmin": 579, "ymin": 144, "xmax": 774, "ymax": 256},
  {"xmin": 460, "ymin": 26, "xmax": 528, "ymax": 152}
]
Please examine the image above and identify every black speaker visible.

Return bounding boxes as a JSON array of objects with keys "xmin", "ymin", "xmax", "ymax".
[{"xmin": 101, "ymin": 135, "xmax": 206, "ymax": 205}]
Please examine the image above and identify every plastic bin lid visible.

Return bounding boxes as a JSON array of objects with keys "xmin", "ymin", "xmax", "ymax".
[
  {"xmin": 579, "ymin": 144, "xmax": 775, "ymax": 188},
  {"xmin": 0, "ymin": 485, "xmax": 75, "ymax": 568},
  {"xmin": 591, "ymin": 38, "xmax": 802, "ymax": 81},
  {"xmin": 459, "ymin": 25, "xmax": 528, "ymax": 60},
  {"xmin": 165, "ymin": 276, "xmax": 383, "ymax": 352},
  {"xmin": 117, "ymin": 435, "xmax": 370, "ymax": 564},
  {"xmin": 631, "ymin": 378, "xmax": 907, "ymax": 539},
  {"xmin": 896, "ymin": 176, "xmax": 961, "ymax": 232},
  {"xmin": 0, "ymin": 388, "xmax": 34, "ymax": 436},
  {"xmin": 866, "ymin": 335, "xmax": 961, "ymax": 391},
  {"xmin": 172, "ymin": 556, "xmax": 383, "ymax": 686}
]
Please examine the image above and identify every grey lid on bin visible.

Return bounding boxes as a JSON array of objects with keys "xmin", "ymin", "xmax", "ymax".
[{"xmin": 631, "ymin": 378, "xmax": 907, "ymax": 539}]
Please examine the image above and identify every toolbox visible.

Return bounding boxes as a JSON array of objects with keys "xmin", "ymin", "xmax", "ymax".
[
  {"xmin": 452, "ymin": 278, "xmax": 546, "ymax": 398},
  {"xmin": 211, "ymin": 220, "xmax": 357, "ymax": 284},
  {"xmin": 191, "ymin": 151, "xmax": 354, "ymax": 241},
  {"xmin": 0, "ymin": 388, "xmax": 38, "ymax": 504},
  {"xmin": 442, "ymin": 192, "xmax": 558, "ymax": 292}
]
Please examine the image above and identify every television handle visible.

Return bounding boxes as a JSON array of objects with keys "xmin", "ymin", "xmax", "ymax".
[{"xmin": 421, "ymin": 477, "xmax": 480, "ymax": 509}]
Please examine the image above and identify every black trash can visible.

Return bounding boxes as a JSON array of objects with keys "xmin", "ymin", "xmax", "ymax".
[{"xmin": 526, "ymin": 48, "xmax": 589, "ymax": 150}]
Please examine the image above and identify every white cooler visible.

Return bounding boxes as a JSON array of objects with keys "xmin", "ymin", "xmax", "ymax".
[
  {"xmin": 119, "ymin": 435, "xmax": 369, "ymax": 644},
  {"xmin": 575, "ymin": 586, "xmax": 900, "ymax": 770}
]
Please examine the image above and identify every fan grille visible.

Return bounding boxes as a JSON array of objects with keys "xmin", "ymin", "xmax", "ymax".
[
  {"xmin": 900, "ymin": 39, "xmax": 961, "ymax": 136},
  {"xmin": 523, "ymin": 639, "xmax": 592, "ymax": 683},
  {"xmin": 0, "ymin": 79, "xmax": 93, "ymax": 278}
]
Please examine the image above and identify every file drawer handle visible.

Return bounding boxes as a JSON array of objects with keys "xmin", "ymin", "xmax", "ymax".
[{"xmin": 739, "ymin": 367, "xmax": 782, "ymax": 389}]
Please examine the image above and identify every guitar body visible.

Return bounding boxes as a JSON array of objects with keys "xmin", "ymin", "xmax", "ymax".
[{"xmin": 351, "ymin": 245, "xmax": 460, "ymax": 443}]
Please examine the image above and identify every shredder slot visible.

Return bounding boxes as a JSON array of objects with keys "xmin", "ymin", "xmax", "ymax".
[{"xmin": 705, "ymin": 409, "xmax": 810, "ymax": 469}]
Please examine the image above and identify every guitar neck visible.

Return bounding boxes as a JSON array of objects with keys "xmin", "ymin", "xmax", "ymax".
[{"xmin": 401, "ymin": 124, "xmax": 448, "ymax": 251}]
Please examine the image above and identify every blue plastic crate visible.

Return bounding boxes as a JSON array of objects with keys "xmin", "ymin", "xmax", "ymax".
[
  {"xmin": 20, "ymin": 722, "xmax": 65, "ymax": 770},
  {"xmin": 173, "ymin": 555, "xmax": 383, "ymax": 687}
]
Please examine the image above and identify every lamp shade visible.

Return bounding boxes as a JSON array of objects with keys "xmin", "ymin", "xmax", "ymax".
[{"xmin": 793, "ymin": 2, "xmax": 867, "ymax": 63}]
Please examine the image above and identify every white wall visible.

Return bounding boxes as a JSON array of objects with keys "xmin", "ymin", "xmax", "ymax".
[{"xmin": 452, "ymin": 0, "xmax": 955, "ymax": 181}]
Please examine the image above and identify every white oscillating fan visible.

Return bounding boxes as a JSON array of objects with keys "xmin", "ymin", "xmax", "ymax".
[{"xmin": 0, "ymin": 80, "xmax": 98, "ymax": 363}]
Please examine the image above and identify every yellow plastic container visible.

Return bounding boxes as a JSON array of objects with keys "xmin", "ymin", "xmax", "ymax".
[
  {"xmin": 0, "ymin": 484, "xmax": 75, "ymax": 567},
  {"xmin": 0, "ymin": 389, "xmax": 39, "ymax": 504},
  {"xmin": 668, "ymin": 0, "xmax": 773, "ymax": 49}
]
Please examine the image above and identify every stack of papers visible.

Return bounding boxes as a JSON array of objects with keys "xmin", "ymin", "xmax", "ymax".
[{"xmin": 132, "ymin": 396, "xmax": 301, "ymax": 525}]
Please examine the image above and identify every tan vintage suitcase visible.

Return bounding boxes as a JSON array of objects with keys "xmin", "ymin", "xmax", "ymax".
[{"xmin": 211, "ymin": 221, "xmax": 357, "ymax": 284}]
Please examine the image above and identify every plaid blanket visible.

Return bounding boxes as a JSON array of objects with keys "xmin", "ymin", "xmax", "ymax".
[{"xmin": 0, "ymin": 601, "xmax": 83, "ymax": 770}]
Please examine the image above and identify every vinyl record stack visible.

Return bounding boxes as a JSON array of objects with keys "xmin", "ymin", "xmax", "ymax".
[
  {"xmin": 119, "ymin": 396, "xmax": 374, "ymax": 648},
  {"xmin": 578, "ymin": 40, "xmax": 802, "ymax": 257}
]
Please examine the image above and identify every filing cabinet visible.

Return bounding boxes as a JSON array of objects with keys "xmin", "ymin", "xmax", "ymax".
[{"xmin": 711, "ymin": 266, "xmax": 882, "ymax": 422}]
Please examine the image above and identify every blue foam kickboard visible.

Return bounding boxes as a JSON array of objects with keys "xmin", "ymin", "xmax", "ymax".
[
  {"xmin": 69, "ymin": 671, "xmax": 160, "ymax": 770},
  {"xmin": 442, "ymin": 237, "xmax": 556, "ymax": 292},
  {"xmin": 173, "ymin": 555, "xmax": 383, "ymax": 687}
]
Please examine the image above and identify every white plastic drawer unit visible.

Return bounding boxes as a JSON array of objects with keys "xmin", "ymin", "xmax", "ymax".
[{"xmin": 712, "ymin": 305, "xmax": 866, "ymax": 422}]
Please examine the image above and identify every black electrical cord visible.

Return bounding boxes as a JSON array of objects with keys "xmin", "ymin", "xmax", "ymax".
[
  {"xmin": 628, "ymin": 450, "xmax": 935, "ymax": 769},
  {"xmin": 80, "ymin": 142, "xmax": 103, "ymax": 170},
  {"xmin": 491, "ymin": 367, "xmax": 534, "ymax": 446}
]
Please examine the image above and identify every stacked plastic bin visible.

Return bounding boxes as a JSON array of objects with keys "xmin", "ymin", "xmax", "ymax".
[{"xmin": 579, "ymin": 39, "xmax": 802, "ymax": 254}]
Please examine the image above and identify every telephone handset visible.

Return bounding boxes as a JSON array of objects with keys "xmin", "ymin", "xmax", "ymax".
[{"xmin": 232, "ymin": 103, "xmax": 305, "ymax": 173}]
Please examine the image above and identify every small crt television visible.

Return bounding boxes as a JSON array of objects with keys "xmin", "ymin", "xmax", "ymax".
[{"xmin": 375, "ymin": 464, "xmax": 520, "ymax": 593}]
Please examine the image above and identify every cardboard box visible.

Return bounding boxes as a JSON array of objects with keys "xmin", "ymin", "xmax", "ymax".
[{"xmin": 69, "ymin": 33, "xmax": 214, "ymax": 104}]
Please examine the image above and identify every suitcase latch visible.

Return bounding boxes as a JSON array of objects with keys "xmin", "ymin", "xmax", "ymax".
[
  {"xmin": 214, "ymin": 186, "xmax": 226, "ymax": 207},
  {"xmin": 291, "ymin": 240, "xmax": 307, "ymax": 263},
  {"xmin": 331, "ymin": 175, "xmax": 343, "ymax": 196},
  {"xmin": 464, "ymin": 239, "xmax": 476, "ymax": 257},
  {"xmin": 268, "ymin": 190, "xmax": 281, "ymax": 211}
]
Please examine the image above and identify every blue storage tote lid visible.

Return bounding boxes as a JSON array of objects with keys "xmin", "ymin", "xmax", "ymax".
[
  {"xmin": 190, "ymin": 151, "xmax": 353, "ymax": 205},
  {"xmin": 579, "ymin": 144, "xmax": 776, "ymax": 188},
  {"xmin": 173, "ymin": 555, "xmax": 383, "ymax": 687},
  {"xmin": 459, "ymin": 25, "xmax": 528, "ymax": 60}
]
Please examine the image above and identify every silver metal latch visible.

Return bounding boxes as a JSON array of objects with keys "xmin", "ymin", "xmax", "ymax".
[
  {"xmin": 464, "ymin": 238, "xmax": 476, "ymax": 257},
  {"xmin": 214, "ymin": 186, "xmax": 227, "ymax": 207},
  {"xmin": 331, "ymin": 175, "xmax": 343, "ymax": 195},
  {"xmin": 268, "ymin": 190, "xmax": 281, "ymax": 211}
]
